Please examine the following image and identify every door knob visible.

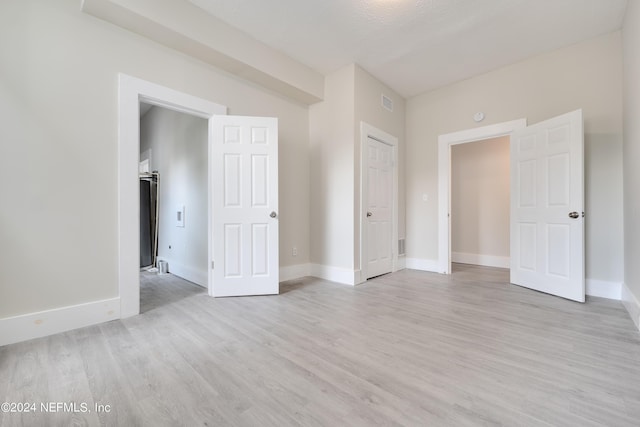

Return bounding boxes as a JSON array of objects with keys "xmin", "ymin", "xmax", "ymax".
[
  {"xmin": 270, "ymin": 211, "xmax": 277, "ymax": 218},
  {"xmin": 366, "ymin": 212, "xmax": 372, "ymax": 217},
  {"xmin": 568, "ymin": 211, "xmax": 579, "ymax": 219}
]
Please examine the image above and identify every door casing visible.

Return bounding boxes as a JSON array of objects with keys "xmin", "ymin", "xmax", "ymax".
[
  {"xmin": 118, "ymin": 74, "xmax": 226, "ymax": 318},
  {"xmin": 437, "ymin": 119, "xmax": 527, "ymax": 275},
  {"xmin": 359, "ymin": 122, "xmax": 399, "ymax": 283}
]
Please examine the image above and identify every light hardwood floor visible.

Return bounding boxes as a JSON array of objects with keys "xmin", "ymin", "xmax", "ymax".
[{"xmin": 1, "ymin": 265, "xmax": 639, "ymax": 426}]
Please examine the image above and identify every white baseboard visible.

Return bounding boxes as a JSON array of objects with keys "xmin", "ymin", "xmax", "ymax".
[
  {"xmin": 585, "ymin": 279, "xmax": 621, "ymax": 300},
  {"xmin": 452, "ymin": 252, "xmax": 510, "ymax": 269},
  {"xmin": 280, "ymin": 263, "xmax": 311, "ymax": 282},
  {"xmin": 621, "ymin": 283, "xmax": 640, "ymax": 330},
  {"xmin": 162, "ymin": 260, "xmax": 315, "ymax": 286},
  {"xmin": 353, "ymin": 269, "xmax": 362, "ymax": 285},
  {"xmin": 0, "ymin": 297, "xmax": 120, "ymax": 347},
  {"xmin": 405, "ymin": 258, "xmax": 440, "ymax": 273},
  {"xmin": 282, "ymin": 263, "xmax": 359, "ymax": 286},
  {"xmin": 396, "ymin": 256, "xmax": 406, "ymax": 270},
  {"xmin": 309, "ymin": 264, "xmax": 358, "ymax": 286},
  {"xmin": 163, "ymin": 258, "xmax": 207, "ymax": 288}
]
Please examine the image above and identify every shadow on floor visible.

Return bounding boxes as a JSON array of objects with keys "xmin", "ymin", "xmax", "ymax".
[
  {"xmin": 279, "ymin": 278, "xmax": 309, "ymax": 294},
  {"xmin": 140, "ymin": 271, "xmax": 206, "ymax": 313}
]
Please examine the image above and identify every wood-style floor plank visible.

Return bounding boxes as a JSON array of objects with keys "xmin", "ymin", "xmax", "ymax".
[
  {"xmin": 0, "ymin": 345, "xmax": 13, "ymax": 426},
  {"xmin": 1, "ymin": 265, "xmax": 639, "ymax": 426}
]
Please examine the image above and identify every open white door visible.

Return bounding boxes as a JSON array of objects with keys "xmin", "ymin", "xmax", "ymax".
[
  {"xmin": 212, "ymin": 116, "xmax": 279, "ymax": 297},
  {"xmin": 510, "ymin": 110, "xmax": 584, "ymax": 302}
]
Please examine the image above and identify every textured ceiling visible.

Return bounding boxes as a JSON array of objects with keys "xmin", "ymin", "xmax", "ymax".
[{"xmin": 190, "ymin": 0, "xmax": 628, "ymax": 98}]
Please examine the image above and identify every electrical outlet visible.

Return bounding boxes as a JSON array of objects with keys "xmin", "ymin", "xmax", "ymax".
[{"xmin": 292, "ymin": 246, "xmax": 298, "ymax": 257}]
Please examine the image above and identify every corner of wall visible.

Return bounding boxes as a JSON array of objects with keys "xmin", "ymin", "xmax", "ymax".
[
  {"xmin": 622, "ymin": 283, "xmax": 640, "ymax": 331},
  {"xmin": 404, "ymin": 258, "xmax": 440, "ymax": 273},
  {"xmin": 308, "ymin": 64, "xmax": 356, "ymax": 270},
  {"xmin": 622, "ymin": 0, "xmax": 640, "ymax": 332},
  {"xmin": 310, "ymin": 264, "xmax": 359, "ymax": 286},
  {"xmin": 279, "ymin": 263, "xmax": 361, "ymax": 286},
  {"xmin": 279, "ymin": 263, "xmax": 311, "ymax": 283}
]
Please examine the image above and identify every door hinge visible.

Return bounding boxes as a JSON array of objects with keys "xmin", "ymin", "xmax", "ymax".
[{"xmin": 211, "ymin": 261, "xmax": 214, "ymax": 269}]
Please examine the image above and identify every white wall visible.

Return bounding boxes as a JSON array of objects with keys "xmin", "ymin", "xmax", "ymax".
[
  {"xmin": 140, "ymin": 106, "xmax": 208, "ymax": 286},
  {"xmin": 309, "ymin": 65, "xmax": 355, "ymax": 272},
  {"xmin": 406, "ymin": 32, "xmax": 624, "ymax": 290},
  {"xmin": 354, "ymin": 65, "xmax": 406, "ymax": 271},
  {"xmin": 622, "ymin": 2, "xmax": 640, "ymax": 328},
  {"xmin": 451, "ymin": 136, "xmax": 510, "ymax": 267},
  {"xmin": 309, "ymin": 65, "xmax": 406, "ymax": 280},
  {"xmin": 0, "ymin": 0, "xmax": 309, "ymax": 319}
]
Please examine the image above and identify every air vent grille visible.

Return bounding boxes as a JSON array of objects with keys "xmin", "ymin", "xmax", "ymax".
[{"xmin": 382, "ymin": 94, "xmax": 394, "ymax": 112}]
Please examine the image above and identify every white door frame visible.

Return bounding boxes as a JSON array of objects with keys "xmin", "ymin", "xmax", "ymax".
[
  {"xmin": 118, "ymin": 74, "xmax": 226, "ymax": 318},
  {"xmin": 437, "ymin": 119, "xmax": 527, "ymax": 274},
  {"xmin": 360, "ymin": 122, "xmax": 399, "ymax": 283}
]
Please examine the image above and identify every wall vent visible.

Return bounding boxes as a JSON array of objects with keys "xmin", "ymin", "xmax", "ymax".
[
  {"xmin": 398, "ymin": 239, "xmax": 406, "ymax": 256},
  {"xmin": 382, "ymin": 94, "xmax": 394, "ymax": 112}
]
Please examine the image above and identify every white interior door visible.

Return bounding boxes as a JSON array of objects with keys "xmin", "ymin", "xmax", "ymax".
[
  {"xmin": 510, "ymin": 109, "xmax": 584, "ymax": 302},
  {"xmin": 366, "ymin": 137, "xmax": 393, "ymax": 279},
  {"xmin": 212, "ymin": 116, "xmax": 279, "ymax": 297}
]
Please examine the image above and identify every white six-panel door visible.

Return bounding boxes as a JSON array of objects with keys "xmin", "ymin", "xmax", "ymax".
[
  {"xmin": 366, "ymin": 137, "xmax": 393, "ymax": 278},
  {"xmin": 212, "ymin": 116, "xmax": 279, "ymax": 297},
  {"xmin": 510, "ymin": 110, "xmax": 584, "ymax": 302}
]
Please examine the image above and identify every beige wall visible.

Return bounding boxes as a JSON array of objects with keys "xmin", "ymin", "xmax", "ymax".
[
  {"xmin": 451, "ymin": 136, "xmax": 510, "ymax": 259},
  {"xmin": 406, "ymin": 31, "xmax": 624, "ymax": 286},
  {"xmin": 82, "ymin": 0, "xmax": 324, "ymax": 104},
  {"xmin": 623, "ymin": 1, "xmax": 640, "ymax": 325},
  {"xmin": 354, "ymin": 65, "xmax": 406, "ymax": 270},
  {"xmin": 309, "ymin": 65, "xmax": 406, "ymax": 274},
  {"xmin": 0, "ymin": 0, "xmax": 310, "ymax": 318},
  {"xmin": 0, "ymin": 0, "xmax": 628, "ymax": 324},
  {"xmin": 309, "ymin": 65, "xmax": 356, "ymax": 270}
]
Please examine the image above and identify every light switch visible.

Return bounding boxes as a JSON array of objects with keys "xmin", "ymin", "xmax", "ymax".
[
  {"xmin": 422, "ymin": 194, "xmax": 429, "ymax": 202},
  {"xmin": 176, "ymin": 205, "xmax": 185, "ymax": 227}
]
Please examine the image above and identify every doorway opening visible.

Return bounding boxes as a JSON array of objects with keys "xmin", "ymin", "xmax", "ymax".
[
  {"xmin": 437, "ymin": 119, "xmax": 527, "ymax": 275},
  {"xmin": 138, "ymin": 103, "xmax": 209, "ymax": 311},
  {"xmin": 118, "ymin": 74, "xmax": 226, "ymax": 318},
  {"xmin": 438, "ymin": 111, "xmax": 585, "ymax": 303},
  {"xmin": 451, "ymin": 136, "xmax": 510, "ymax": 270}
]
